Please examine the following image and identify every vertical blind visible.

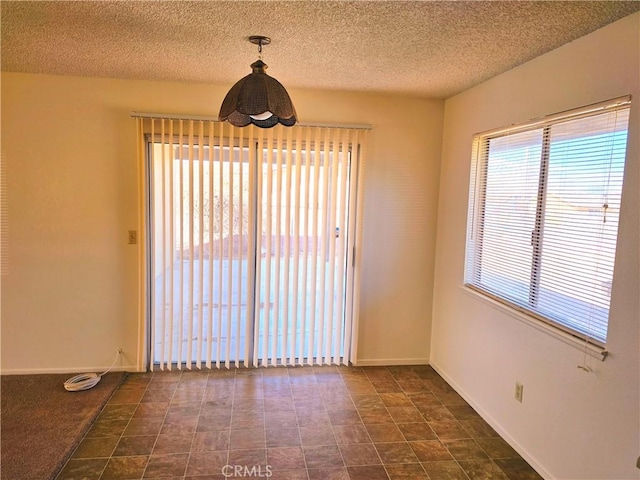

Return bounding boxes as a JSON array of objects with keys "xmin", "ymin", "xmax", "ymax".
[
  {"xmin": 465, "ymin": 97, "xmax": 630, "ymax": 346},
  {"xmin": 137, "ymin": 117, "xmax": 366, "ymax": 369}
]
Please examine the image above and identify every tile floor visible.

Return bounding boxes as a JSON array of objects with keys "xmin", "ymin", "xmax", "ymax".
[{"xmin": 56, "ymin": 365, "xmax": 543, "ymax": 480}]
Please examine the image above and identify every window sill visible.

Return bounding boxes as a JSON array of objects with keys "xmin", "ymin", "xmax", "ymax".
[{"xmin": 460, "ymin": 285, "xmax": 608, "ymax": 362}]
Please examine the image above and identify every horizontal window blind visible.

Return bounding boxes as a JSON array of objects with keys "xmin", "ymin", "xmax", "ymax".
[{"xmin": 465, "ymin": 97, "xmax": 630, "ymax": 346}]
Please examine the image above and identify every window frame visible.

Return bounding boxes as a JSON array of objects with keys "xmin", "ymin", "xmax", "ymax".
[{"xmin": 464, "ymin": 96, "xmax": 631, "ymax": 351}]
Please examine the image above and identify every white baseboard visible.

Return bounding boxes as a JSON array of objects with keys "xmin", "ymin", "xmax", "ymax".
[
  {"xmin": 354, "ymin": 357, "xmax": 430, "ymax": 366},
  {"xmin": 0, "ymin": 365, "xmax": 139, "ymax": 375},
  {"xmin": 430, "ymin": 362, "xmax": 551, "ymax": 480}
]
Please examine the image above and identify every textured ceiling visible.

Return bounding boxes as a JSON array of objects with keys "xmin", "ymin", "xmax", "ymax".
[{"xmin": 2, "ymin": 1, "xmax": 639, "ymax": 99}]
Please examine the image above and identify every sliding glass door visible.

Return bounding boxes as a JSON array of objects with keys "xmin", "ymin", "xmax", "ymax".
[{"xmin": 145, "ymin": 120, "xmax": 365, "ymax": 369}]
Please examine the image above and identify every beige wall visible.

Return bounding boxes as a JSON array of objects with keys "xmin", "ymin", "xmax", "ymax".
[
  {"xmin": 0, "ymin": 73, "xmax": 443, "ymax": 373},
  {"xmin": 432, "ymin": 13, "xmax": 639, "ymax": 480}
]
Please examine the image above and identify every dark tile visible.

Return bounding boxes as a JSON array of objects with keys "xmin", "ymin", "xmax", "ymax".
[
  {"xmin": 141, "ymin": 388, "xmax": 175, "ymax": 403},
  {"xmin": 101, "ymin": 456, "xmax": 148, "ymax": 480},
  {"xmin": 365, "ymin": 423, "xmax": 405, "ymax": 443},
  {"xmin": 358, "ymin": 408, "xmax": 393, "ymax": 425},
  {"xmin": 231, "ymin": 411, "xmax": 265, "ymax": 429},
  {"xmin": 409, "ymin": 440, "xmax": 454, "ymax": 462},
  {"xmin": 265, "ymin": 411, "xmax": 298, "ymax": 429},
  {"xmin": 233, "ymin": 397, "xmax": 265, "ymax": 412},
  {"xmin": 459, "ymin": 459, "xmax": 509, "ymax": 480},
  {"xmin": 460, "ymin": 419, "xmax": 499, "ymax": 438},
  {"xmin": 299, "ymin": 425, "xmax": 336, "ymax": 446},
  {"xmin": 264, "ymin": 396, "xmax": 295, "ymax": 411},
  {"xmin": 267, "ymin": 446, "xmax": 307, "ymax": 470},
  {"xmin": 428, "ymin": 420, "xmax": 471, "ymax": 440},
  {"xmin": 184, "ymin": 475, "xmax": 226, "ymax": 480},
  {"xmin": 161, "ymin": 414, "xmax": 199, "ymax": 435},
  {"xmin": 143, "ymin": 453, "xmax": 189, "ymax": 478},
  {"xmin": 227, "ymin": 448, "xmax": 267, "ymax": 466},
  {"xmin": 475, "ymin": 437, "xmax": 520, "ymax": 459},
  {"xmin": 346, "ymin": 465, "xmax": 389, "ymax": 480},
  {"xmin": 171, "ymin": 389, "xmax": 204, "ymax": 403},
  {"xmin": 352, "ymin": 394, "xmax": 385, "ymax": 409},
  {"xmin": 333, "ymin": 424, "xmax": 371, "ymax": 444},
  {"xmin": 97, "ymin": 404, "xmax": 138, "ymax": 422},
  {"xmin": 133, "ymin": 402, "xmax": 169, "ymax": 418},
  {"xmin": 379, "ymin": 392, "xmax": 413, "ymax": 408},
  {"xmin": 186, "ymin": 451, "xmax": 228, "ymax": 476},
  {"xmin": 123, "ymin": 418, "xmax": 164, "ymax": 436},
  {"xmin": 408, "ymin": 392, "xmax": 442, "ymax": 408},
  {"xmin": 56, "ymin": 458, "xmax": 108, "ymax": 479},
  {"xmin": 494, "ymin": 458, "xmax": 544, "ymax": 480},
  {"xmin": 323, "ymin": 394, "xmax": 356, "ymax": 411},
  {"xmin": 328, "ymin": 409, "xmax": 362, "ymax": 426},
  {"xmin": 344, "ymin": 380, "xmax": 376, "ymax": 395},
  {"xmin": 291, "ymin": 384, "xmax": 320, "ymax": 399},
  {"xmin": 385, "ymin": 463, "xmax": 428, "ymax": 479},
  {"xmin": 119, "ymin": 374, "xmax": 152, "ymax": 389},
  {"xmin": 435, "ymin": 390, "xmax": 469, "ymax": 406},
  {"xmin": 229, "ymin": 427, "xmax": 266, "ymax": 450},
  {"xmin": 113, "ymin": 436, "xmax": 157, "ymax": 456},
  {"xmin": 370, "ymin": 380, "xmax": 403, "ymax": 393},
  {"xmin": 447, "ymin": 405, "xmax": 482, "ymax": 421},
  {"xmin": 364, "ymin": 367, "xmax": 395, "ymax": 381},
  {"xmin": 319, "ymin": 384, "xmax": 351, "ymax": 398},
  {"xmin": 339, "ymin": 443, "xmax": 380, "ymax": 466},
  {"xmin": 268, "ymin": 469, "xmax": 309, "ymax": 479},
  {"xmin": 303, "ymin": 445, "xmax": 344, "ymax": 469},
  {"xmin": 421, "ymin": 460, "xmax": 469, "ymax": 480},
  {"xmin": 387, "ymin": 407, "xmax": 425, "ymax": 424},
  {"xmin": 396, "ymin": 379, "xmax": 430, "ymax": 393},
  {"xmin": 266, "ymin": 427, "xmax": 301, "ymax": 448},
  {"xmin": 167, "ymin": 402, "xmax": 201, "ymax": 417},
  {"xmin": 201, "ymin": 398, "xmax": 234, "ymax": 413},
  {"xmin": 197, "ymin": 413, "xmax": 232, "ymax": 431},
  {"xmin": 397, "ymin": 422, "xmax": 437, "ymax": 441},
  {"xmin": 72, "ymin": 436, "xmax": 119, "ymax": 458},
  {"xmin": 85, "ymin": 419, "xmax": 129, "ymax": 438},
  {"xmin": 192, "ymin": 430, "xmax": 230, "ymax": 451},
  {"xmin": 297, "ymin": 411, "xmax": 331, "ymax": 427},
  {"xmin": 153, "ymin": 433, "xmax": 194, "ymax": 454},
  {"xmin": 418, "ymin": 405, "xmax": 457, "ymax": 422},
  {"xmin": 443, "ymin": 439, "xmax": 489, "ymax": 460},
  {"xmin": 374, "ymin": 442, "xmax": 419, "ymax": 464},
  {"xmin": 308, "ymin": 467, "xmax": 349, "ymax": 480},
  {"xmin": 108, "ymin": 388, "xmax": 146, "ymax": 404}
]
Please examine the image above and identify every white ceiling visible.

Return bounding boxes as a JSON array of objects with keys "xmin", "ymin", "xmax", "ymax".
[{"xmin": 2, "ymin": 1, "xmax": 639, "ymax": 99}]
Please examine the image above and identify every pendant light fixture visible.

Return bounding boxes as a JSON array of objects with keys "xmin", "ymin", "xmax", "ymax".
[{"xmin": 219, "ymin": 36, "xmax": 297, "ymax": 128}]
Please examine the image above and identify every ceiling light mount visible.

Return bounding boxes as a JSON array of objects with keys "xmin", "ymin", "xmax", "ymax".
[
  {"xmin": 219, "ymin": 35, "xmax": 297, "ymax": 128},
  {"xmin": 249, "ymin": 35, "xmax": 271, "ymax": 51}
]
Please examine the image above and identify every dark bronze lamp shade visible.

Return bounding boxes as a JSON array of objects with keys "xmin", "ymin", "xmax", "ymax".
[{"xmin": 219, "ymin": 59, "xmax": 297, "ymax": 128}]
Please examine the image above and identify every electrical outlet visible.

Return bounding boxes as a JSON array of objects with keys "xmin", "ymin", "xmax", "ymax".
[
  {"xmin": 515, "ymin": 381, "xmax": 524, "ymax": 403},
  {"xmin": 128, "ymin": 230, "xmax": 137, "ymax": 245}
]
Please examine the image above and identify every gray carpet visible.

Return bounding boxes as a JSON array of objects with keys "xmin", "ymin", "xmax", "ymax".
[{"xmin": 1, "ymin": 372, "xmax": 125, "ymax": 480}]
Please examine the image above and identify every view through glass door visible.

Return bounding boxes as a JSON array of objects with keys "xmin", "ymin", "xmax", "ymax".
[{"xmin": 147, "ymin": 121, "xmax": 363, "ymax": 369}]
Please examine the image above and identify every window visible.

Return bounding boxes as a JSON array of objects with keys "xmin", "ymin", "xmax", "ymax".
[{"xmin": 465, "ymin": 97, "xmax": 630, "ymax": 346}]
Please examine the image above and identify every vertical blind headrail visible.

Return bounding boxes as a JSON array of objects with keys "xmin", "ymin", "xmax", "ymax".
[{"xmin": 131, "ymin": 112, "xmax": 373, "ymax": 130}]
